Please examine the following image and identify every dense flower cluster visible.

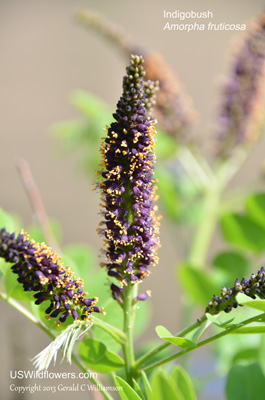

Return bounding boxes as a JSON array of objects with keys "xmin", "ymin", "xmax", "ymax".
[
  {"xmin": 0, "ymin": 228, "xmax": 103, "ymax": 325},
  {"xmin": 216, "ymin": 12, "xmax": 265, "ymax": 156},
  {"xmin": 98, "ymin": 55, "xmax": 160, "ymax": 300},
  {"xmin": 206, "ymin": 266, "xmax": 265, "ymax": 315}
]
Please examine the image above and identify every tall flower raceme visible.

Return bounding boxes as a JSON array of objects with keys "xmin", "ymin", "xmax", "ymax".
[
  {"xmin": 216, "ymin": 12, "xmax": 265, "ymax": 157},
  {"xmin": 0, "ymin": 228, "xmax": 103, "ymax": 325},
  {"xmin": 97, "ymin": 55, "xmax": 160, "ymax": 302}
]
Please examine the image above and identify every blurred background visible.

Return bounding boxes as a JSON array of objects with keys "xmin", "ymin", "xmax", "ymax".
[{"xmin": 1, "ymin": 0, "xmax": 265, "ymax": 399}]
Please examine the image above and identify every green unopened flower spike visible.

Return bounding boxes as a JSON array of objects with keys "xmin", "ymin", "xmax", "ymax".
[{"xmin": 0, "ymin": 228, "xmax": 104, "ymax": 326}]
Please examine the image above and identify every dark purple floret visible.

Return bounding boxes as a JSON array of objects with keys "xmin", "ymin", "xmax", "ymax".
[
  {"xmin": 97, "ymin": 55, "xmax": 160, "ymax": 301},
  {"xmin": 0, "ymin": 228, "xmax": 103, "ymax": 325},
  {"xmin": 134, "ymin": 291, "xmax": 151, "ymax": 302}
]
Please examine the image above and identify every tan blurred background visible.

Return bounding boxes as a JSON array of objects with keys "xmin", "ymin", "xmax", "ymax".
[{"xmin": 1, "ymin": 0, "xmax": 265, "ymax": 399}]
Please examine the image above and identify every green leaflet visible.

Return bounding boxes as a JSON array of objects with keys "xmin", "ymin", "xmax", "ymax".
[
  {"xmin": 171, "ymin": 365, "xmax": 197, "ymax": 400},
  {"xmin": 156, "ymin": 326, "xmax": 197, "ymax": 349},
  {"xmin": 151, "ymin": 369, "xmax": 185, "ymax": 400},
  {"xmin": 114, "ymin": 376, "xmax": 142, "ymax": 400}
]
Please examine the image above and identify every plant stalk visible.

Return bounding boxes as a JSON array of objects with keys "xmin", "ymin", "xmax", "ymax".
[{"xmin": 122, "ymin": 282, "xmax": 137, "ymax": 384}]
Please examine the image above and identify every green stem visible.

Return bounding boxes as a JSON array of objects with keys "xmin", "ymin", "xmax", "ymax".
[
  {"xmin": 135, "ymin": 316, "xmax": 206, "ymax": 369},
  {"xmin": 0, "ymin": 292, "xmax": 115, "ymax": 400},
  {"xmin": 122, "ymin": 282, "xmax": 137, "ymax": 384},
  {"xmin": 143, "ymin": 313, "xmax": 265, "ymax": 373}
]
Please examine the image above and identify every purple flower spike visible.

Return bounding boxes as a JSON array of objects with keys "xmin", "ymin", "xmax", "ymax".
[
  {"xmin": 97, "ymin": 55, "xmax": 161, "ymax": 300},
  {"xmin": 216, "ymin": 12, "xmax": 265, "ymax": 157},
  {"xmin": 0, "ymin": 228, "xmax": 104, "ymax": 325}
]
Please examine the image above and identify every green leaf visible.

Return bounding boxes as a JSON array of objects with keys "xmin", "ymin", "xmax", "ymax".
[
  {"xmin": 79, "ymin": 338, "xmax": 124, "ymax": 373},
  {"xmin": 151, "ymin": 369, "xmax": 184, "ymax": 400},
  {"xmin": 246, "ymin": 193, "xmax": 265, "ymax": 229},
  {"xmin": 171, "ymin": 365, "xmax": 197, "ymax": 400},
  {"xmin": 230, "ymin": 326, "xmax": 265, "ymax": 334},
  {"xmin": 177, "ymin": 263, "xmax": 220, "ymax": 306},
  {"xmin": 212, "ymin": 251, "xmax": 249, "ymax": 278},
  {"xmin": 114, "ymin": 376, "xmax": 142, "ymax": 400},
  {"xmin": 226, "ymin": 363, "xmax": 265, "ymax": 400},
  {"xmin": 156, "ymin": 326, "xmax": 197, "ymax": 348},
  {"xmin": 220, "ymin": 213, "xmax": 265, "ymax": 253},
  {"xmin": 236, "ymin": 292, "xmax": 265, "ymax": 312},
  {"xmin": 141, "ymin": 371, "xmax": 153, "ymax": 399}
]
